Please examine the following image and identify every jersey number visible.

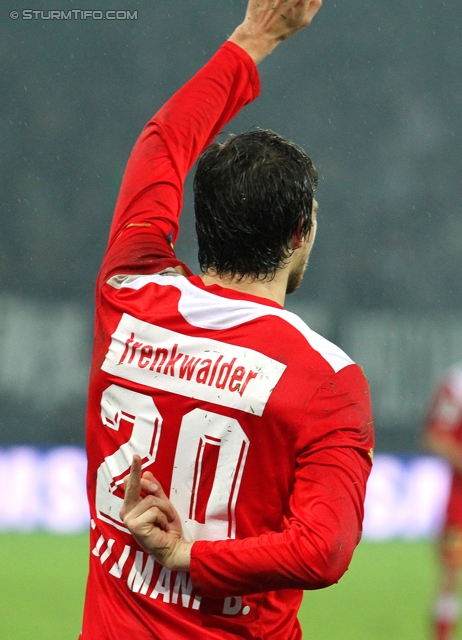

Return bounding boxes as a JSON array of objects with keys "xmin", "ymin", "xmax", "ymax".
[{"xmin": 95, "ymin": 385, "xmax": 249, "ymax": 539}]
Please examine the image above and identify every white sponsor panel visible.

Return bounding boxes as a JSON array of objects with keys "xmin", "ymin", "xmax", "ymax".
[
  {"xmin": 363, "ymin": 455, "xmax": 450, "ymax": 540},
  {"xmin": 0, "ymin": 447, "xmax": 89, "ymax": 532},
  {"xmin": 101, "ymin": 314, "xmax": 286, "ymax": 416}
]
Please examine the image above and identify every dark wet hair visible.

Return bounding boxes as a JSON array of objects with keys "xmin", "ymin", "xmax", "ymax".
[{"xmin": 194, "ymin": 129, "xmax": 318, "ymax": 280}]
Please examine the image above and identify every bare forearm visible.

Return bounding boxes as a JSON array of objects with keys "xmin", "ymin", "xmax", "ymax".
[
  {"xmin": 228, "ymin": 24, "xmax": 279, "ymax": 64},
  {"xmin": 228, "ymin": 0, "xmax": 322, "ymax": 64}
]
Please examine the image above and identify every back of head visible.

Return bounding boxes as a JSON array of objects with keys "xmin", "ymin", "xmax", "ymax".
[{"xmin": 194, "ymin": 129, "xmax": 318, "ymax": 280}]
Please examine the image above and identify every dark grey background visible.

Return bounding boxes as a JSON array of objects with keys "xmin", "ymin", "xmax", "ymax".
[{"xmin": 1, "ymin": 0, "xmax": 461, "ymax": 450}]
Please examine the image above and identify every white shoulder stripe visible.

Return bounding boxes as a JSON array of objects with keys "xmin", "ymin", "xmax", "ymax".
[{"xmin": 115, "ymin": 273, "xmax": 354, "ymax": 373}]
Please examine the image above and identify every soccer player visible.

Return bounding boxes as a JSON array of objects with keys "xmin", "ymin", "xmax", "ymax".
[
  {"xmin": 80, "ymin": 1, "xmax": 374, "ymax": 638},
  {"xmin": 425, "ymin": 363, "xmax": 462, "ymax": 640}
]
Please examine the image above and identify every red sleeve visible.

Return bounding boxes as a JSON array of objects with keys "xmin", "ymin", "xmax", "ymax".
[
  {"xmin": 97, "ymin": 42, "xmax": 260, "ymax": 288},
  {"xmin": 190, "ymin": 365, "xmax": 374, "ymax": 597}
]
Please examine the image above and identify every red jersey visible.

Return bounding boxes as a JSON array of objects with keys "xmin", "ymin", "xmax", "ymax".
[
  {"xmin": 425, "ymin": 364, "xmax": 462, "ymax": 529},
  {"xmin": 81, "ymin": 42, "xmax": 374, "ymax": 640}
]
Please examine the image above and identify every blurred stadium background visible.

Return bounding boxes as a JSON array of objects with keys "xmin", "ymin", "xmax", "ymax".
[{"xmin": 1, "ymin": 0, "xmax": 461, "ymax": 637}]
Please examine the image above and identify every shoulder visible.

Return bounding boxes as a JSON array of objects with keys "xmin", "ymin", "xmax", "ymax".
[
  {"xmin": 180, "ymin": 277, "xmax": 354, "ymax": 369},
  {"xmin": 272, "ymin": 307, "xmax": 354, "ymax": 374},
  {"xmin": 428, "ymin": 365, "xmax": 462, "ymax": 426},
  {"xmin": 103, "ymin": 271, "xmax": 356, "ymax": 377},
  {"xmin": 123, "ymin": 273, "xmax": 353, "ymax": 367}
]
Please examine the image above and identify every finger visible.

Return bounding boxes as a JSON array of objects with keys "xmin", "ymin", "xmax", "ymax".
[
  {"xmin": 304, "ymin": 0, "xmax": 322, "ymax": 24},
  {"xmin": 141, "ymin": 472, "xmax": 169, "ymax": 501},
  {"xmin": 125, "ymin": 494, "xmax": 180, "ymax": 527},
  {"xmin": 121, "ymin": 454, "xmax": 142, "ymax": 515},
  {"xmin": 126, "ymin": 504, "xmax": 170, "ymax": 535},
  {"xmin": 140, "ymin": 476, "xmax": 159, "ymax": 495}
]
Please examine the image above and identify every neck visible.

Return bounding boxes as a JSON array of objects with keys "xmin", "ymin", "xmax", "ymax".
[{"xmin": 200, "ymin": 270, "xmax": 289, "ymax": 307}]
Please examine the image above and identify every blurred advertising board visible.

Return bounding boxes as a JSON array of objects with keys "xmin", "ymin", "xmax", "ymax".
[{"xmin": 0, "ymin": 448, "xmax": 451, "ymax": 539}]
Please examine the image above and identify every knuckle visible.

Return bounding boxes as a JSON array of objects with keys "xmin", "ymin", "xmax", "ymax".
[{"xmin": 146, "ymin": 495, "xmax": 157, "ymax": 508}]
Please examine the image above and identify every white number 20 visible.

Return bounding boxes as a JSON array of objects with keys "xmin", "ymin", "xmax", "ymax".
[{"xmin": 95, "ymin": 385, "xmax": 249, "ymax": 540}]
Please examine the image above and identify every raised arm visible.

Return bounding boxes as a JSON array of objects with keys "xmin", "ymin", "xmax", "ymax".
[
  {"xmin": 99, "ymin": 0, "xmax": 321, "ymax": 286},
  {"xmin": 105, "ymin": 44, "xmax": 259, "ymax": 249}
]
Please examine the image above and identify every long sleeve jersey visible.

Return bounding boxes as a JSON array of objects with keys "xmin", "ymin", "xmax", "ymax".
[{"xmin": 81, "ymin": 41, "xmax": 374, "ymax": 640}]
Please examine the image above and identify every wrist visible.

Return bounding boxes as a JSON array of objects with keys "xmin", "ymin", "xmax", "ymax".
[
  {"xmin": 228, "ymin": 24, "xmax": 279, "ymax": 64},
  {"xmin": 166, "ymin": 540, "xmax": 193, "ymax": 572}
]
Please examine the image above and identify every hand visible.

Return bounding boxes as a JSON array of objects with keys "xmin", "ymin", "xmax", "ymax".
[
  {"xmin": 229, "ymin": 0, "xmax": 323, "ymax": 64},
  {"xmin": 120, "ymin": 455, "xmax": 192, "ymax": 571}
]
